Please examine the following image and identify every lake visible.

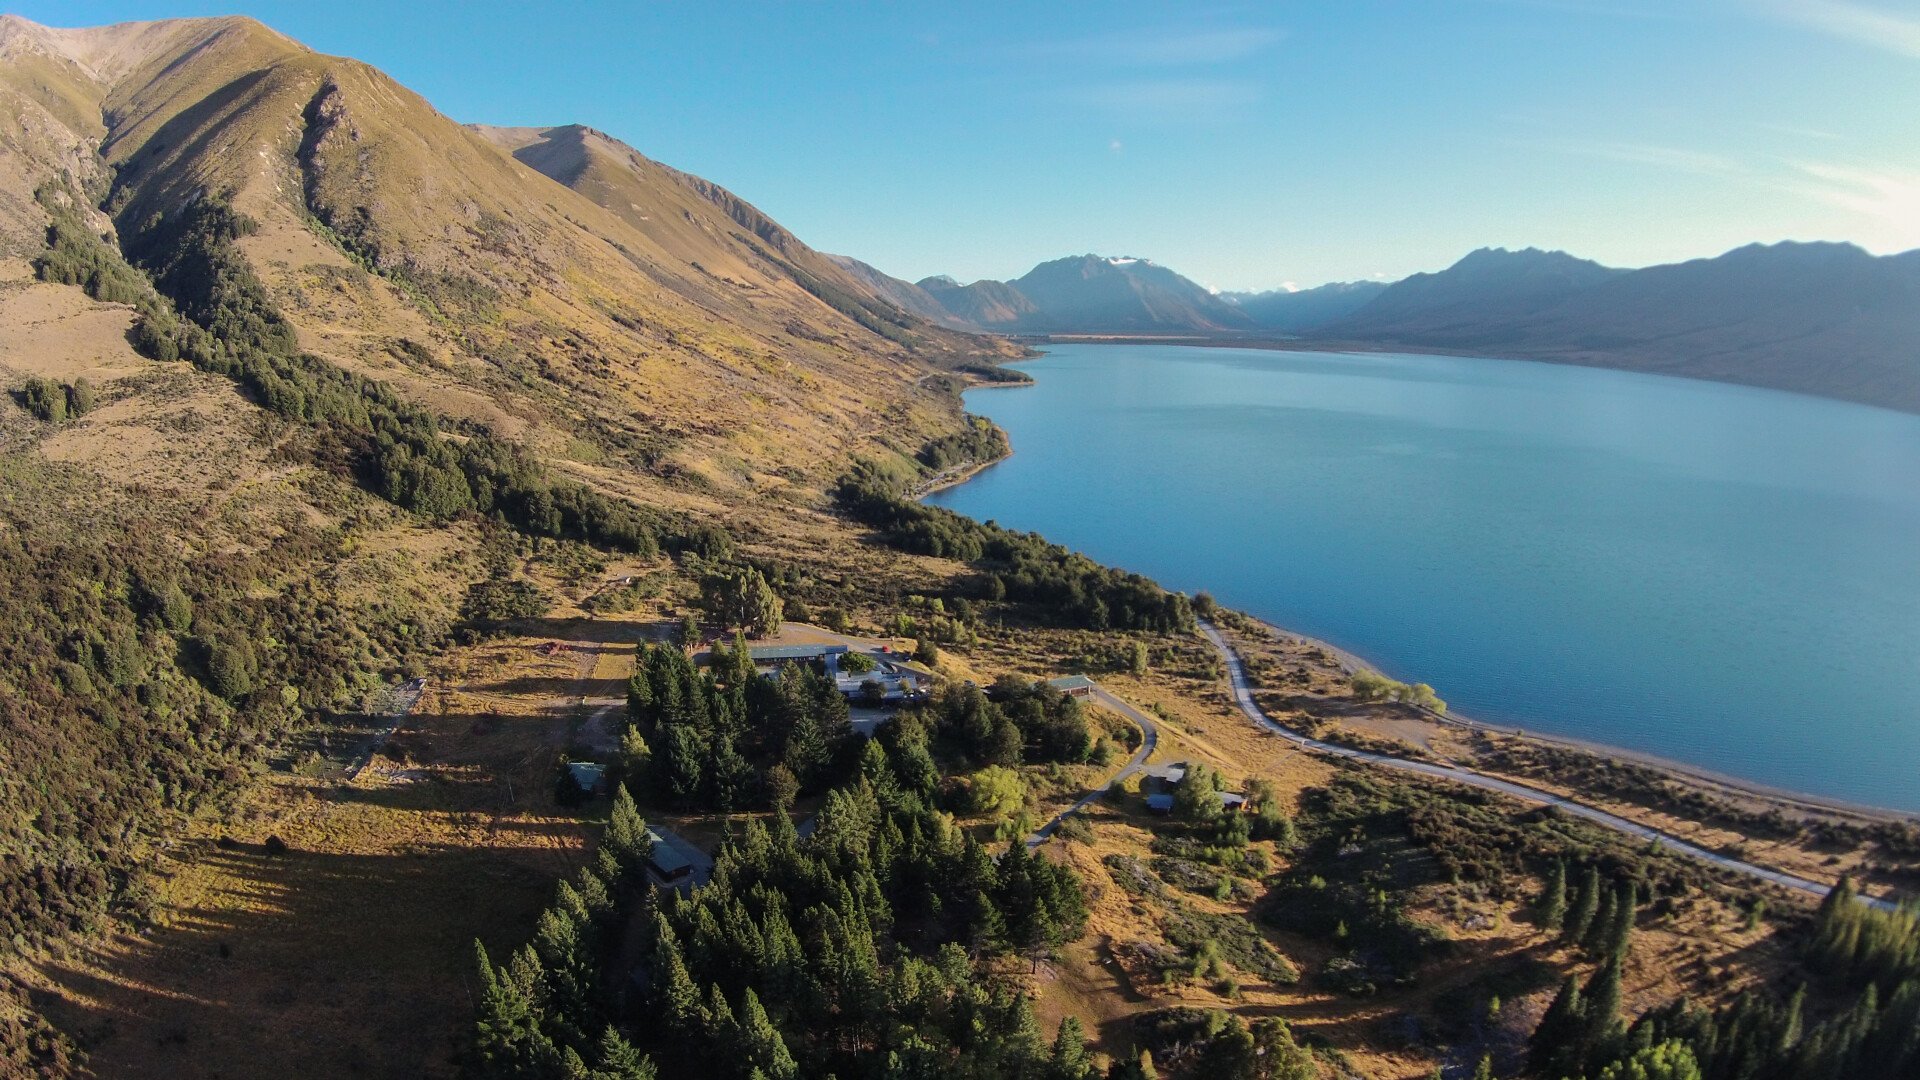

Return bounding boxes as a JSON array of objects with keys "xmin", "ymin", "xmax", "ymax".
[{"xmin": 927, "ymin": 344, "xmax": 1920, "ymax": 812}]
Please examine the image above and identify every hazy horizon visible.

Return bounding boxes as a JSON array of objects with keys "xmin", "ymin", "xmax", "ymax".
[{"xmin": 16, "ymin": 0, "xmax": 1920, "ymax": 292}]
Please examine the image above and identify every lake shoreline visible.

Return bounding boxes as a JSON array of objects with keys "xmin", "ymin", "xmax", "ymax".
[
  {"xmin": 937, "ymin": 347, "xmax": 1918, "ymax": 825},
  {"xmin": 1240, "ymin": 615, "xmax": 1918, "ymax": 825}
]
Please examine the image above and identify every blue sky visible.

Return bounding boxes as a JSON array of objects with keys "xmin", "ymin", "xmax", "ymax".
[{"xmin": 18, "ymin": 1, "xmax": 1920, "ymax": 290}]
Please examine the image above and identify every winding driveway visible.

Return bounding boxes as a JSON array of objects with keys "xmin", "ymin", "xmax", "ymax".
[
  {"xmin": 1024, "ymin": 685, "xmax": 1159, "ymax": 847},
  {"xmin": 1197, "ymin": 621, "xmax": 1898, "ymax": 912}
]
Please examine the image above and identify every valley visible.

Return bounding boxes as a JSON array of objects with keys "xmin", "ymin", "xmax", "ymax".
[{"xmin": 0, "ymin": 11, "xmax": 1914, "ymax": 1080}]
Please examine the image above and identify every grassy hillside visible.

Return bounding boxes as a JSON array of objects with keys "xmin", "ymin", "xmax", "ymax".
[
  {"xmin": 3, "ymin": 15, "xmax": 1006, "ymax": 497},
  {"xmin": 0, "ymin": 13, "xmax": 1017, "ymax": 1074}
]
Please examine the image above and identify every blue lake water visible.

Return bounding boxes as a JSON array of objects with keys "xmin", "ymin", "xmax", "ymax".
[{"xmin": 927, "ymin": 344, "xmax": 1920, "ymax": 812}]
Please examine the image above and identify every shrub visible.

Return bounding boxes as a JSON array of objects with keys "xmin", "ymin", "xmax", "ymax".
[{"xmin": 966, "ymin": 766, "xmax": 1027, "ymax": 819}]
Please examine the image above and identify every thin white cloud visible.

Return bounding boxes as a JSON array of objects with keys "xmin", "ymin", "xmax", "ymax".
[
  {"xmin": 1753, "ymin": 0, "xmax": 1920, "ymax": 60},
  {"xmin": 1544, "ymin": 134, "xmax": 1920, "ymax": 251},
  {"xmin": 1752, "ymin": 120, "xmax": 1845, "ymax": 142},
  {"xmin": 1783, "ymin": 161, "xmax": 1920, "ymax": 249},
  {"xmin": 1017, "ymin": 26, "xmax": 1284, "ymax": 67}
]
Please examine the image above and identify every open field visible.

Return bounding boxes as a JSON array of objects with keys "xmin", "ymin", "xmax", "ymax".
[{"xmin": 6, "ymin": 554, "xmax": 668, "ymax": 1078}]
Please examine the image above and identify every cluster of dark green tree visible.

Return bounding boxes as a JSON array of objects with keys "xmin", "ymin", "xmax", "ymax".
[
  {"xmin": 31, "ymin": 184, "xmax": 165, "ymax": 311},
  {"xmin": 59, "ymin": 187, "xmax": 713, "ymax": 558},
  {"xmin": 1535, "ymin": 860, "xmax": 1641, "ymax": 965},
  {"xmin": 472, "ymin": 744, "xmax": 1095, "ymax": 1078},
  {"xmin": 911, "ymin": 680, "xmax": 1096, "ymax": 767},
  {"xmin": 463, "ymin": 578, "xmax": 558, "ymax": 624},
  {"xmin": 15, "ymin": 376, "xmax": 97, "ymax": 423},
  {"xmin": 1803, "ymin": 879, "xmax": 1917, "ymax": 989},
  {"xmin": 470, "ymin": 787, "xmax": 659, "ymax": 1078},
  {"xmin": 1257, "ymin": 771, "xmax": 1717, "ymax": 998},
  {"xmin": 951, "ymin": 363, "xmax": 1033, "ymax": 386},
  {"xmin": 0, "ymin": 486, "xmax": 443, "ymax": 956},
  {"xmin": 1530, "ymin": 881, "xmax": 1918, "ymax": 1080},
  {"xmin": 1125, "ymin": 1007, "xmax": 1320, "ymax": 1080},
  {"xmin": 623, "ymin": 641, "xmax": 854, "ymax": 812},
  {"xmin": 1147, "ymin": 770, "xmax": 1294, "ymax": 900},
  {"xmin": 699, "ymin": 564, "xmax": 784, "ymax": 636},
  {"xmin": 835, "ymin": 462, "xmax": 1194, "ymax": 633},
  {"xmin": 917, "ymin": 413, "xmax": 1011, "ymax": 471}
]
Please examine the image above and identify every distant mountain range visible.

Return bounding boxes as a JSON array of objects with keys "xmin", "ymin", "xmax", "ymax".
[
  {"xmin": 1320, "ymin": 243, "xmax": 1920, "ymax": 412},
  {"xmin": 829, "ymin": 253, "xmax": 1251, "ymax": 335},
  {"xmin": 851, "ymin": 244, "xmax": 1920, "ymax": 413},
  {"xmin": 1218, "ymin": 280, "xmax": 1390, "ymax": 333}
]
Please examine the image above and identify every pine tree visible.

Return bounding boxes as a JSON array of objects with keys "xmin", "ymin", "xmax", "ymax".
[
  {"xmin": 716, "ymin": 567, "xmax": 783, "ymax": 635},
  {"xmin": 1583, "ymin": 956, "xmax": 1627, "ymax": 1064},
  {"xmin": 1565, "ymin": 866, "xmax": 1603, "ymax": 944},
  {"xmin": 1603, "ymin": 882, "xmax": 1638, "ymax": 963},
  {"xmin": 618, "ymin": 726, "xmax": 651, "ymax": 794},
  {"xmin": 606, "ymin": 785, "xmax": 652, "ymax": 880},
  {"xmin": 737, "ymin": 987, "xmax": 798, "ymax": 1080},
  {"xmin": 1250, "ymin": 1017, "xmax": 1316, "ymax": 1080},
  {"xmin": 470, "ymin": 940, "xmax": 558, "ymax": 1079},
  {"xmin": 590, "ymin": 1027, "xmax": 657, "ymax": 1080},
  {"xmin": 572, "ymin": 867, "xmax": 613, "ymax": 927},
  {"xmin": 1540, "ymin": 859, "xmax": 1569, "ymax": 931},
  {"xmin": 506, "ymin": 943, "xmax": 549, "ymax": 1007},
  {"xmin": 782, "ymin": 711, "xmax": 830, "ymax": 790},
  {"xmin": 988, "ymin": 715, "xmax": 1024, "ymax": 767},
  {"xmin": 708, "ymin": 731, "xmax": 753, "ymax": 811},
  {"xmin": 1586, "ymin": 885, "xmax": 1619, "ymax": 954},
  {"xmin": 1779, "ymin": 983, "xmax": 1806, "ymax": 1054},
  {"xmin": 1471, "ymin": 1054, "xmax": 1493, "ymax": 1080},
  {"xmin": 626, "ymin": 669, "xmax": 655, "ymax": 725},
  {"xmin": 1048, "ymin": 1016, "xmax": 1099, "ymax": 1080},
  {"xmin": 652, "ymin": 913, "xmax": 703, "ymax": 1038},
  {"xmin": 970, "ymin": 890, "xmax": 1008, "ymax": 953},
  {"xmin": 1106, "ymin": 1049, "xmax": 1158, "ymax": 1080},
  {"xmin": 1529, "ymin": 974, "xmax": 1587, "ymax": 1076},
  {"xmin": 532, "ymin": 903, "xmax": 593, "ymax": 1039},
  {"xmin": 724, "ymin": 628, "xmax": 756, "ymax": 688},
  {"xmin": 660, "ymin": 724, "xmax": 708, "ymax": 808}
]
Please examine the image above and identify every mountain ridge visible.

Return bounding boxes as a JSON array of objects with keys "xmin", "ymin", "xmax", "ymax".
[
  {"xmin": 0, "ymin": 13, "xmax": 1013, "ymax": 495},
  {"xmin": 874, "ymin": 239, "xmax": 1920, "ymax": 413},
  {"xmin": 1220, "ymin": 279, "xmax": 1391, "ymax": 333},
  {"xmin": 1318, "ymin": 242, "xmax": 1920, "ymax": 411},
  {"xmin": 835, "ymin": 252, "xmax": 1251, "ymax": 335}
]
